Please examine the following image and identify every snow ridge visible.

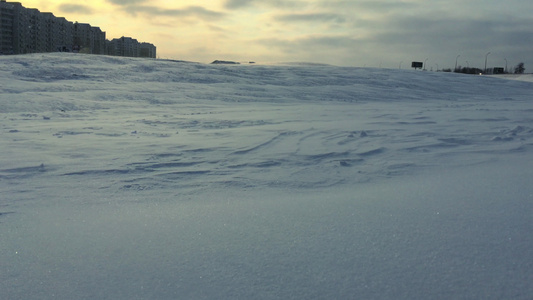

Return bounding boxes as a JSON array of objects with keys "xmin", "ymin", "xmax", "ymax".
[
  {"xmin": 2, "ymin": 53, "xmax": 533, "ymax": 194},
  {"xmin": 1, "ymin": 53, "xmax": 532, "ymax": 300}
]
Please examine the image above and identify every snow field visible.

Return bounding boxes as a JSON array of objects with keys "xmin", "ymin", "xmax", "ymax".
[{"xmin": 1, "ymin": 53, "xmax": 532, "ymax": 299}]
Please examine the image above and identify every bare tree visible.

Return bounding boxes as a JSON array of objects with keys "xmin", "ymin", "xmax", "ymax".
[{"xmin": 514, "ymin": 62, "xmax": 525, "ymax": 74}]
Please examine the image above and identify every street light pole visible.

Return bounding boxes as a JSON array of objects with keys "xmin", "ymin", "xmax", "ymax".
[
  {"xmin": 455, "ymin": 54, "xmax": 460, "ymax": 71},
  {"xmin": 424, "ymin": 58, "xmax": 428, "ymax": 71},
  {"xmin": 504, "ymin": 58, "xmax": 508, "ymax": 73},
  {"xmin": 484, "ymin": 52, "xmax": 491, "ymax": 74}
]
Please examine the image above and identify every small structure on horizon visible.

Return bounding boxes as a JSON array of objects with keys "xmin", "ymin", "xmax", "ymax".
[
  {"xmin": 211, "ymin": 60, "xmax": 240, "ymax": 65},
  {"xmin": 493, "ymin": 67, "xmax": 505, "ymax": 74},
  {"xmin": 411, "ymin": 61, "xmax": 423, "ymax": 70}
]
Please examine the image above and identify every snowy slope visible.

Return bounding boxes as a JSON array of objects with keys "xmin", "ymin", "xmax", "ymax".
[{"xmin": 1, "ymin": 53, "xmax": 532, "ymax": 299}]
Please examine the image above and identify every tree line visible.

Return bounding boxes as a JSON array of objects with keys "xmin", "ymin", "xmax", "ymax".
[{"xmin": 440, "ymin": 62, "xmax": 525, "ymax": 75}]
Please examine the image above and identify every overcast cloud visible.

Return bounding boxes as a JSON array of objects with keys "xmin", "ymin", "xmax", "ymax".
[
  {"xmin": 21, "ymin": 0, "xmax": 533, "ymax": 69},
  {"xmin": 121, "ymin": 5, "xmax": 226, "ymax": 20},
  {"xmin": 224, "ymin": 0, "xmax": 305, "ymax": 10},
  {"xmin": 106, "ymin": 0, "xmax": 147, "ymax": 6},
  {"xmin": 274, "ymin": 13, "xmax": 346, "ymax": 24},
  {"xmin": 58, "ymin": 4, "xmax": 94, "ymax": 15}
]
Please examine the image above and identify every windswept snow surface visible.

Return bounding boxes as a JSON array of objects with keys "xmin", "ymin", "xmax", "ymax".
[{"xmin": 1, "ymin": 53, "xmax": 532, "ymax": 299}]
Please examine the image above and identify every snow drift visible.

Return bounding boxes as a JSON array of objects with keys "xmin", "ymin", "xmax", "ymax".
[{"xmin": 1, "ymin": 53, "xmax": 532, "ymax": 299}]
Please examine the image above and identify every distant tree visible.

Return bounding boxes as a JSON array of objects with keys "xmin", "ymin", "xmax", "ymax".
[
  {"xmin": 514, "ymin": 62, "xmax": 525, "ymax": 74},
  {"xmin": 458, "ymin": 67, "xmax": 483, "ymax": 75}
]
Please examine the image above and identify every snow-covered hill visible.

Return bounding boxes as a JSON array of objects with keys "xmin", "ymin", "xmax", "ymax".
[{"xmin": 1, "ymin": 53, "xmax": 532, "ymax": 299}]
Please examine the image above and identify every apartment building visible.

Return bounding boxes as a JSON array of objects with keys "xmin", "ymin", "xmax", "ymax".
[
  {"xmin": 140, "ymin": 42, "xmax": 156, "ymax": 58},
  {"xmin": 56, "ymin": 17, "xmax": 73, "ymax": 52},
  {"xmin": 0, "ymin": 0, "xmax": 16, "ymax": 54},
  {"xmin": 0, "ymin": 2, "xmax": 66, "ymax": 54},
  {"xmin": 106, "ymin": 37, "xmax": 157, "ymax": 58},
  {"xmin": 0, "ymin": 1, "xmax": 155, "ymax": 57}
]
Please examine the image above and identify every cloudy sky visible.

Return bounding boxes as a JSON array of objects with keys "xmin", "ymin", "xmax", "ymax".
[{"xmin": 23, "ymin": 0, "xmax": 533, "ymax": 70}]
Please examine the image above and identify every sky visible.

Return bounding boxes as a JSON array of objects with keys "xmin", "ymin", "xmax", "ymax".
[{"xmin": 20, "ymin": 0, "xmax": 533, "ymax": 69}]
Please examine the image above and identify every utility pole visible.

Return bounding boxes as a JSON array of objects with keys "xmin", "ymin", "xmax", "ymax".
[
  {"xmin": 504, "ymin": 58, "xmax": 508, "ymax": 73},
  {"xmin": 484, "ymin": 52, "xmax": 491, "ymax": 74}
]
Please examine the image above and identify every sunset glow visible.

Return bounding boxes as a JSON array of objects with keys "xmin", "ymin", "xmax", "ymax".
[{"xmin": 11, "ymin": 0, "xmax": 533, "ymax": 68}]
